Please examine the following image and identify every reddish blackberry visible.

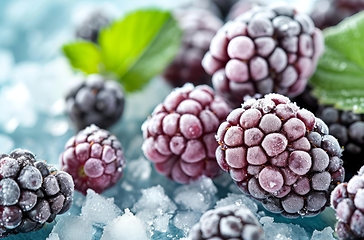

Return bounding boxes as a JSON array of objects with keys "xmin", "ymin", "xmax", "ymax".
[
  {"xmin": 163, "ymin": 8, "xmax": 223, "ymax": 87},
  {"xmin": 202, "ymin": 3, "xmax": 324, "ymax": 108},
  {"xmin": 75, "ymin": 8, "xmax": 111, "ymax": 43},
  {"xmin": 142, "ymin": 83, "xmax": 231, "ymax": 184},
  {"xmin": 216, "ymin": 93, "xmax": 344, "ymax": 218},
  {"xmin": 65, "ymin": 74, "xmax": 125, "ymax": 131},
  {"xmin": 59, "ymin": 124, "xmax": 125, "ymax": 195},
  {"xmin": 0, "ymin": 149, "xmax": 74, "ymax": 238},
  {"xmin": 187, "ymin": 204, "xmax": 264, "ymax": 240},
  {"xmin": 331, "ymin": 166, "xmax": 364, "ymax": 239}
]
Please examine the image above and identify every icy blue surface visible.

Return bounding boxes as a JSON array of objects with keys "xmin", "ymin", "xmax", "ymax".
[{"xmin": 0, "ymin": 0, "xmax": 337, "ymax": 239}]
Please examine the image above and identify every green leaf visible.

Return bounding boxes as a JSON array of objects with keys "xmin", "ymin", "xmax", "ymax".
[
  {"xmin": 62, "ymin": 42, "xmax": 101, "ymax": 74},
  {"xmin": 99, "ymin": 9, "xmax": 182, "ymax": 92},
  {"xmin": 310, "ymin": 12, "xmax": 364, "ymax": 113}
]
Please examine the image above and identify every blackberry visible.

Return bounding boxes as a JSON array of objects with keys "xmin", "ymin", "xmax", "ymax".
[
  {"xmin": 75, "ymin": 8, "xmax": 111, "ymax": 43},
  {"xmin": 59, "ymin": 124, "xmax": 125, "ymax": 195},
  {"xmin": 216, "ymin": 93, "xmax": 344, "ymax": 218},
  {"xmin": 202, "ymin": 3, "xmax": 324, "ymax": 108},
  {"xmin": 163, "ymin": 8, "xmax": 223, "ymax": 88},
  {"xmin": 0, "ymin": 149, "xmax": 74, "ymax": 238},
  {"xmin": 141, "ymin": 83, "xmax": 231, "ymax": 184},
  {"xmin": 187, "ymin": 204, "xmax": 264, "ymax": 240},
  {"xmin": 331, "ymin": 166, "xmax": 364, "ymax": 239},
  {"xmin": 65, "ymin": 74, "xmax": 125, "ymax": 131},
  {"xmin": 310, "ymin": 0, "xmax": 364, "ymax": 30}
]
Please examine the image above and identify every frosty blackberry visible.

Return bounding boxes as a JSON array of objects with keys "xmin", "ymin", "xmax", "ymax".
[
  {"xmin": 202, "ymin": 3, "xmax": 324, "ymax": 108},
  {"xmin": 59, "ymin": 124, "xmax": 125, "ymax": 195},
  {"xmin": 188, "ymin": 204, "xmax": 264, "ymax": 240},
  {"xmin": 65, "ymin": 74, "xmax": 125, "ymax": 130},
  {"xmin": 0, "ymin": 149, "xmax": 74, "ymax": 238},
  {"xmin": 216, "ymin": 93, "xmax": 344, "ymax": 218},
  {"xmin": 142, "ymin": 83, "xmax": 231, "ymax": 184},
  {"xmin": 75, "ymin": 8, "xmax": 111, "ymax": 43},
  {"xmin": 163, "ymin": 8, "xmax": 223, "ymax": 87},
  {"xmin": 331, "ymin": 166, "xmax": 364, "ymax": 239}
]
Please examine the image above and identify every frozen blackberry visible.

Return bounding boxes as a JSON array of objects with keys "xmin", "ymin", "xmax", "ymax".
[
  {"xmin": 216, "ymin": 93, "xmax": 344, "ymax": 218},
  {"xmin": 0, "ymin": 149, "xmax": 74, "ymax": 238},
  {"xmin": 59, "ymin": 124, "xmax": 125, "ymax": 195},
  {"xmin": 65, "ymin": 74, "xmax": 125, "ymax": 131},
  {"xmin": 75, "ymin": 8, "xmax": 111, "ymax": 43},
  {"xmin": 310, "ymin": 0, "xmax": 364, "ymax": 30},
  {"xmin": 142, "ymin": 83, "xmax": 231, "ymax": 184},
  {"xmin": 331, "ymin": 166, "xmax": 364, "ymax": 239},
  {"xmin": 202, "ymin": 3, "xmax": 324, "ymax": 108},
  {"xmin": 163, "ymin": 8, "xmax": 223, "ymax": 87},
  {"xmin": 187, "ymin": 204, "xmax": 264, "ymax": 240}
]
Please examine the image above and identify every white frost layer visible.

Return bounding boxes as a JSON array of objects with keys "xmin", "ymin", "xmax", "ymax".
[
  {"xmin": 101, "ymin": 208, "xmax": 149, "ymax": 240},
  {"xmin": 260, "ymin": 216, "xmax": 309, "ymax": 240},
  {"xmin": 310, "ymin": 227, "xmax": 336, "ymax": 240},
  {"xmin": 50, "ymin": 216, "xmax": 94, "ymax": 240},
  {"xmin": 215, "ymin": 193, "xmax": 258, "ymax": 214},
  {"xmin": 81, "ymin": 189, "xmax": 122, "ymax": 227}
]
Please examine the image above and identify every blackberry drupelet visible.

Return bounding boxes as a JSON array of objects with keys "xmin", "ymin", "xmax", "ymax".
[
  {"xmin": 163, "ymin": 8, "xmax": 223, "ymax": 87},
  {"xmin": 59, "ymin": 124, "xmax": 125, "ymax": 195},
  {"xmin": 216, "ymin": 93, "xmax": 345, "ymax": 218},
  {"xmin": 187, "ymin": 204, "xmax": 264, "ymax": 240},
  {"xmin": 0, "ymin": 149, "xmax": 74, "ymax": 238},
  {"xmin": 142, "ymin": 83, "xmax": 231, "ymax": 184},
  {"xmin": 202, "ymin": 3, "xmax": 324, "ymax": 108},
  {"xmin": 331, "ymin": 166, "xmax": 364, "ymax": 239},
  {"xmin": 65, "ymin": 74, "xmax": 125, "ymax": 131}
]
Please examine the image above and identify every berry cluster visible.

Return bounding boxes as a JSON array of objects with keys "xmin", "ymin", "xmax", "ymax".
[
  {"xmin": 142, "ymin": 84, "xmax": 231, "ymax": 184},
  {"xmin": 65, "ymin": 74, "xmax": 125, "ymax": 130},
  {"xmin": 216, "ymin": 93, "xmax": 344, "ymax": 218},
  {"xmin": 331, "ymin": 166, "xmax": 364, "ymax": 239},
  {"xmin": 0, "ymin": 149, "xmax": 74, "ymax": 238},
  {"xmin": 59, "ymin": 124, "xmax": 125, "ymax": 195},
  {"xmin": 202, "ymin": 3, "xmax": 324, "ymax": 108},
  {"xmin": 163, "ymin": 8, "xmax": 223, "ymax": 87},
  {"xmin": 188, "ymin": 204, "xmax": 264, "ymax": 240}
]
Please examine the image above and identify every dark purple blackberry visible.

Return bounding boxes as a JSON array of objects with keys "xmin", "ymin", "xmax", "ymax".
[
  {"xmin": 59, "ymin": 124, "xmax": 125, "ymax": 195},
  {"xmin": 188, "ymin": 204, "xmax": 264, "ymax": 240},
  {"xmin": 216, "ymin": 93, "xmax": 344, "ymax": 218},
  {"xmin": 310, "ymin": 0, "xmax": 364, "ymax": 30},
  {"xmin": 65, "ymin": 74, "xmax": 125, "ymax": 131},
  {"xmin": 331, "ymin": 166, "xmax": 364, "ymax": 239},
  {"xmin": 163, "ymin": 8, "xmax": 223, "ymax": 87},
  {"xmin": 202, "ymin": 3, "xmax": 324, "ymax": 108},
  {"xmin": 142, "ymin": 83, "xmax": 231, "ymax": 184},
  {"xmin": 75, "ymin": 8, "xmax": 111, "ymax": 43},
  {"xmin": 0, "ymin": 149, "xmax": 74, "ymax": 238}
]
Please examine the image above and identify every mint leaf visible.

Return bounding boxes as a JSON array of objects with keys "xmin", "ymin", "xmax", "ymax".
[
  {"xmin": 98, "ymin": 9, "xmax": 182, "ymax": 92},
  {"xmin": 62, "ymin": 42, "xmax": 101, "ymax": 74},
  {"xmin": 310, "ymin": 12, "xmax": 364, "ymax": 113}
]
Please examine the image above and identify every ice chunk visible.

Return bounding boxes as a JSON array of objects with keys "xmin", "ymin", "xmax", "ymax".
[
  {"xmin": 101, "ymin": 208, "xmax": 149, "ymax": 240},
  {"xmin": 81, "ymin": 189, "xmax": 122, "ymax": 227},
  {"xmin": 174, "ymin": 176, "xmax": 217, "ymax": 212},
  {"xmin": 46, "ymin": 233, "xmax": 60, "ymax": 240},
  {"xmin": 0, "ymin": 134, "xmax": 14, "ymax": 153},
  {"xmin": 310, "ymin": 227, "xmax": 336, "ymax": 240},
  {"xmin": 50, "ymin": 216, "xmax": 94, "ymax": 240},
  {"xmin": 132, "ymin": 185, "xmax": 177, "ymax": 233},
  {"xmin": 260, "ymin": 216, "xmax": 309, "ymax": 240},
  {"xmin": 215, "ymin": 193, "xmax": 258, "ymax": 214},
  {"xmin": 173, "ymin": 211, "xmax": 201, "ymax": 234},
  {"xmin": 127, "ymin": 157, "xmax": 152, "ymax": 182}
]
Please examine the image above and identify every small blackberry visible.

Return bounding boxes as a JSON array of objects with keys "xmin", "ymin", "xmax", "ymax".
[
  {"xmin": 331, "ymin": 166, "xmax": 364, "ymax": 239},
  {"xmin": 216, "ymin": 93, "xmax": 344, "ymax": 218},
  {"xmin": 163, "ymin": 8, "xmax": 223, "ymax": 87},
  {"xmin": 142, "ymin": 83, "xmax": 231, "ymax": 184},
  {"xmin": 75, "ymin": 8, "xmax": 111, "ymax": 43},
  {"xmin": 187, "ymin": 204, "xmax": 264, "ymax": 240},
  {"xmin": 0, "ymin": 149, "xmax": 74, "ymax": 238},
  {"xmin": 202, "ymin": 3, "xmax": 324, "ymax": 108},
  {"xmin": 65, "ymin": 74, "xmax": 125, "ymax": 131},
  {"xmin": 59, "ymin": 124, "xmax": 125, "ymax": 195}
]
